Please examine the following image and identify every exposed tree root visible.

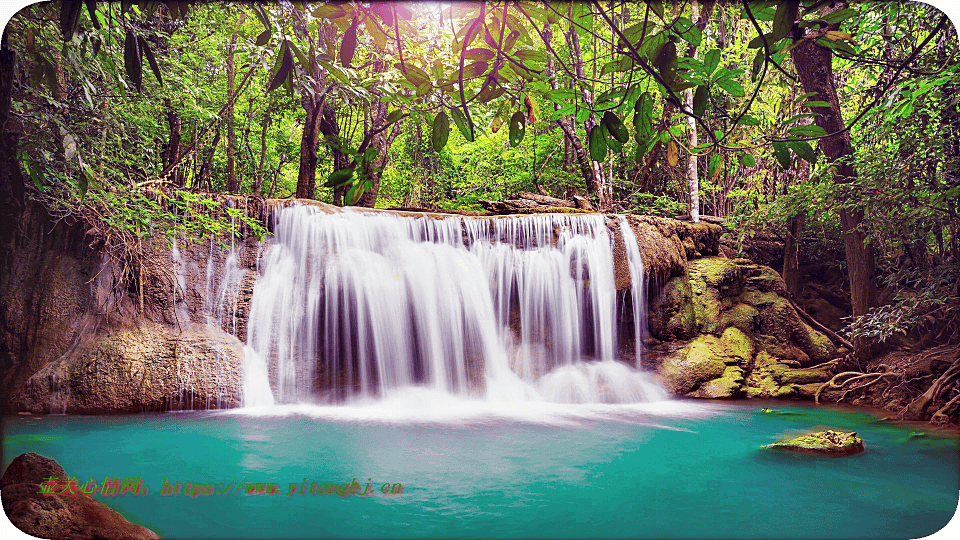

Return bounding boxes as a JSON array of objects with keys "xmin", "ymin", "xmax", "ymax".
[
  {"xmin": 815, "ymin": 370, "xmax": 899, "ymax": 404},
  {"xmin": 902, "ymin": 358, "xmax": 960, "ymax": 419}
]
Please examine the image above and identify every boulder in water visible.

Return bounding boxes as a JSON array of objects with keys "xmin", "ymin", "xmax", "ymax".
[
  {"xmin": 763, "ymin": 430, "xmax": 865, "ymax": 455},
  {"xmin": 1, "ymin": 452, "xmax": 160, "ymax": 539}
]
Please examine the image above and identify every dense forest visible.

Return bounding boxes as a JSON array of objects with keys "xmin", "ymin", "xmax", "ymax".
[{"xmin": 0, "ymin": 0, "xmax": 957, "ymax": 368}]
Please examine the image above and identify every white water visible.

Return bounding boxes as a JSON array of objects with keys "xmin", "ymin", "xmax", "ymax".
[{"xmin": 242, "ymin": 204, "xmax": 667, "ymax": 406}]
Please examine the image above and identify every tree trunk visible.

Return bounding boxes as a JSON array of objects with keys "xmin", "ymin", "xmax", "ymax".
[
  {"xmin": 789, "ymin": 8, "xmax": 877, "ymax": 360},
  {"xmin": 162, "ymin": 98, "xmax": 183, "ymax": 187},
  {"xmin": 255, "ymin": 108, "xmax": 270, "ymax": 196},
  {"xmin": 225, "ymin": 13, "xmax": 244, "ymax": 194},
  {"xmin": 0, "ymin": 41, "xmax": 25, "ymax": 260},
  {"xmin": 566, "ymin": 14, "xmax": 611, "ymax": 210}
]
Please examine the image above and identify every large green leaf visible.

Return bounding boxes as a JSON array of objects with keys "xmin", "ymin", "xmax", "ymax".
[
  {"xmin": 450, "ymin": 106, "xmax": 474, "ymax": 142},
  {"xmin": 509, "ymin": 111, "xmax": 526, "ymax": 147},
  {"xmin": 123, "ymin": 30, "xmax": 142, "ymax": 92},
  {"xmin": 693, "ymin": 85, "xmax": 708, "ymax": 117},
  {"xmin": 60, "ymin": 0, "xmax": 82, "ymax": 41},
  {"xmin": 588, "ymin": 125, "xmax": 608, "ymax": 162},
  {"xmin": 601, "ymin": 111, "xmax": 629, "ymax": 144},
  {"xmin": 772, "ymin": 141, "xmax": 791, "ymax": 169},
  {"xmin": 654, "ymin": 40, "xmax": 678, "ymax": 84},
  {"xmin": 716, "ymin": 77, "xmax": 744, "ymax": 97},
  {"xmin": 634, "ymin": 91, "xmax": 653, "ymax": 140},
  {"xmin": 323, "ymin": 169, "xmax": 354, "ymax": 188},
  {"xmin": 432, "ymin": 111, "xmax": 450, "ymax": 151},
  {"xmin": 703, "ymin": 49, "xmax": 721, "ymax": 75},
  {"xmin": 138, "ymin": 36, "xmax": 162, "ymax": 87},
  {"xmin": 787, "ymin": 140, "xmax": 816, "ymax": 162},
  {"xmin": 267, "ymin": 42, "xmax": 293, "ymax": 92},
  {"xmin": 339, "ymin": 17, "xmax": 358, "ymax": 67},
  {"xmin": 787, "ymin": 124, "xmax": 827, "ymax": 137}
]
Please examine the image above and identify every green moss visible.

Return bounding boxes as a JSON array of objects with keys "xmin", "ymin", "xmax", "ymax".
[
  {"xmin": 779, "ymin": 367, "xmax": 831, "ymax": 385},
  {"xmin": 719, "ymin": 303, "xmax": 759, "ymax": 334},
  {"xmin": 798, "ymin": 322, "xmax": 837, "ymax": 363},
  {"xmin": 688, "ymin": 257, "xmax": 740, "ymax": 288},
  {"xmin": 764, "ymin": 430, "xmax": 865, "ymax": 455},
  {"xmin": 688, "ymin": 366, "xmax": 745, "ymax": 399},
  {"xmin": 739, "ymin": 290, "xmax": 779, "ymax": 307},
  {"xmin": 720, "ymin": 327, "xmax": 754, "ymax": 365},
  {"xmin": 745, "ymin": 266, "xmax": 789, "ymax": 295},
  {"xmin": 658, "ymin": 335, "xmax": 728, "ymax": 395},
  {"xmin": 745, "ymin": 351, "xmax": 788, "ymax": 398}
]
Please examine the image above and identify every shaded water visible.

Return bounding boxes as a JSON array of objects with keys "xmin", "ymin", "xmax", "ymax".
[{"xmin": 3, "ymin": 402, "xmax": 957, "ymax": 539}]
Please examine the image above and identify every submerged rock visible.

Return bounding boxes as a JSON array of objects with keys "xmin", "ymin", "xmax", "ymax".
[
  {"xmin": 764, "ymin": 430, "xmax": 865, "ymax": 455},
  {"xmin": 1, "ymin": 453, "xmax": 159, "ymax": 539}
]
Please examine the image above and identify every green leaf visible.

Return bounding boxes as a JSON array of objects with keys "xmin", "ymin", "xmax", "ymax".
[
  {"xmin": 716, "ymin": 77, "xmax": 744, "ymax": 97},
  {"xmin": 787, "ymin": 124, "xmax": 828, "ymax": 137},
  {"xmin": 464, "ymin": 48, "xmax": 495, "ymax": 62},
  {"xmin": 340, "ymin": 17, "xmax": 358, "ymax": 67},
  {"xmin": 432, "ymin": 111, "xmax": 450, "ymax": 151},
  {"xmin": 739, "ymin": 152, "xmax": 756, "ymax": 167},
  {"xmin": 635, "ymin": 91, "xmax": 653, "ymax": 139},
  {"xmin": 60, "ymin": 0, "xmax": 82, "ymax": 41},
  {"xmin": 654, "ymin": 40, "xmax": 678, "ymax": 85},
  {"xmin": 751, "ymin": 49, "xmax": 764, "ymax": 81},
  {"xmin": 703, "ymin": 49, "xmax": 721, "ymax": 75},
  {"xmin": 588, "ymin": 125, "xmax": 608, "ymax": 162},
  {"xmin": 804, "ymin": 100, "xmax": 831, "ymax": 108},
  {"xmin": 693, "ymin": 85, "xmax": 708, "ymax": 117},
  {"xmin": 123, "ymin": 30, "xmax": 142, "ymax": 92},
  {"xmin": 771, "ymin": 1, "xmax": 794, "ymax": 42},
  {"xmin": 450, "ymin": 106, "xmax": 474, "ymax": 142},
  {"xmin": 735, "ymin": 114, "xmax": 761, "ymax": 125},
  {"xmin": 267, "ymin": 42, "xmax": 293, "ymax": 92},
  {"xmin": 83, "ymin": 0, "xmax": 100, "ymax": 30},
  {"xmin": 601, "ymin": 111, "xmax": 629, "ymax": 143},
  {"xmin": 137, "ymin": 35, "xmax": 162, "ymax": 87},
  {"xmin": 386, "ymin": 109, "xmax": 403, "ymax": 124},
  {"xmin": 821, "ymin": 8, "xmax": 858, "ymax": 24},
  {"xmin": 787, "ymin": 140, "xmax": 816, "ymax": 162},
  {"xmin": 674, "ymin": 17, "xmax": 702, "ymax": 47},
  {"xmin": 708, "ymin": 154, "xmax": 722, "ymax": 178},
  {"xmin": 772, "ymin": 141, "xmax": 791, "ymax": 169},
  {"xmin": 323, "ymin": 168, "xmax": 354, "ymax": 188},
  {"xmin": 509, "ymin": 111, "xmax": 526, "ymax": 147},
  {"xmin": 255, "ymin": 29, "xmax": 271, "ymax": 47},
  {"xmin": 648, "ymin": 0, "xmax": 665, "ymax": 20}
]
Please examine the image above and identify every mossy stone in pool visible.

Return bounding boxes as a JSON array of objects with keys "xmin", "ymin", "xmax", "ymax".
[{"xmin": 764, "ymin": 430, "xmax": 865, "ymax": 456}]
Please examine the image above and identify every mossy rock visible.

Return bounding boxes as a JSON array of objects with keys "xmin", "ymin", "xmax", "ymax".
[
  {"xmin": 720, "ymin": 327, "xmax": 754, "ymax": 365},
  {"xmin": 763, "ymin": 430, "xmax": 865, "ymax": 456},
  {"xmin": 649, "ymin": 276, "xmax": 697, "ymax": 340},
  {"xmin": 779, "ymin": 367, "xmax": 831, "ymax": 385},
  {"xmin": 739, "ymin": 290, "xmax": 780, "ymax": 307},
  {"xmin": 719, "ymin": 303, "xmax": 760, "ymax": 333},
  {"xmin": 795, "ymin": 322, "xmax": 837, "ymax": 364},
  {"xmin": 743, "ymin": 265, "xmax": 789, "ymax": 296},
  {"xmin": 687, "ymin": 366, "xmax": 745, "ymax": 399},
  {"xmin": 795, "ymin": 382, "xmax": 826, "ymax": 400},
  {"xmin": 745, "ymin": 351, "xmax": 788, "ymax": 398},
  {"xmin": 688, "ymin": 257, "xmax": 742, "ymax": 290},
  {"xmin": 658, "ymin": 335, "xmax": 728, "ymax": 395}
]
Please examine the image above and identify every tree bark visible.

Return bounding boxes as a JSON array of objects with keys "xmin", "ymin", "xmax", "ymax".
[
  {"xmin": 225, "ymin": 13, "xmax": 244, "ymax": 194},
  {"xmin": 789, "ymin": 7, "xmax": 877, "ymax": 360}
]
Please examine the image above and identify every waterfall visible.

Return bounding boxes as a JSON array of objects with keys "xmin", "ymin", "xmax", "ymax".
[
  {"xmin": 618, "ymin": 216, "xmax": 648, "ymax": 365},
  {"xmin": 242, "ymin": 204, "xmax": 667, "ymax": 406}
]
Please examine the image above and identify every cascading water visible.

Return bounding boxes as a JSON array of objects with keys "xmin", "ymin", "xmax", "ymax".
[{"xmin": 242, "ymin": 204, "xmax": 667, "ymax": 406}]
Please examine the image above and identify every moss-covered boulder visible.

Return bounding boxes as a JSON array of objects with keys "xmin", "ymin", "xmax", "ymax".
[
  {"xmin": 763, "ymin": 430, "xmax": 865, "ymax": 456},
  {"xmin": 688, "ymin": 366, "xmax": 745, "ymax": 398},
  {"xmin": 658, "ymin": 335, "xmax": 728, "ymax": 394}
]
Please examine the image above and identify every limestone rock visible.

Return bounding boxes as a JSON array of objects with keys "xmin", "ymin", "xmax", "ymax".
[
  {"xmin": 11, "ymin": 322, "xmax": 243, "ymax": 413},
  {"xmin": 688, "ymin": 366, "xmax": 745, "ymax": 398},
  {"xmin": 763, "ymin": 430, "xmax": 865, "ymax": 456}
]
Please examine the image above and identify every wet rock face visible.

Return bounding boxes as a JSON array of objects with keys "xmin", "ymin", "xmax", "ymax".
[
  {"xmin": 650, "ymin": 257, "xmax": 838, "ymax": 400},
  {"xmin": 1, "ymin": 453, "xmax": 160, "ymax": 540},
  {"xmin": 763, "ymin": 430, "xmax": 865, "ymax": 456},
  {"xmin": 10, "ymin": 322, "xmax": 243, "ymax": 413}
]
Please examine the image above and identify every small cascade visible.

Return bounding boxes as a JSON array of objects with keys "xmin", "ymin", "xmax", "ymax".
[
  {"xmin": 618, "ymin": 216, "xmax": 648, "ymax": 364},
  {"xmin": 242, "ymin": 204, "xmax": 666, "ymax": 406},
  {"xmin": 167, "ymin": 229, "xmax": 250, "ymax": 410}
]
